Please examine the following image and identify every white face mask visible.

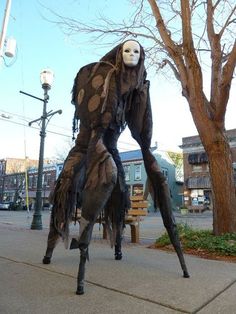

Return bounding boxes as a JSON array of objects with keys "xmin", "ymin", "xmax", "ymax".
[{"xmin": 122, "ymin": 40, "xmax": 141, "ymax": 67}]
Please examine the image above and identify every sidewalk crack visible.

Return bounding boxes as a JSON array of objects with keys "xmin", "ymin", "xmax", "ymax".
[
  {"xmin": 0, "ymin": 255, "xmax": 190, "ymax": 314},
  {"xmin": 193, "ymin": 278, "xmax": 236, "ymax": 314}
]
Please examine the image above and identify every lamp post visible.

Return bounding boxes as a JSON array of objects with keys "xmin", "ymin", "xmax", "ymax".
[{"xmin": 20, "ymin": 69, "xmax": 62, "ymax": 230}]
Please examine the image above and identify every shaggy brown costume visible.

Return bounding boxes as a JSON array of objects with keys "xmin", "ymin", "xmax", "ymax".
[{"xmin": 43, "ymin": 40, "xmax": 189, "ymax": 295}]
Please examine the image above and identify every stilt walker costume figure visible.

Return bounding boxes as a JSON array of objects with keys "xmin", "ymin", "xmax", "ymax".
[{"xmin": 43, "ymin": 40, "xmax": 189, "ymax": 295}]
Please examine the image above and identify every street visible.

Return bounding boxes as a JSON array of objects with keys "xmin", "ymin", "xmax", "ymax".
[{"xmin": 0, "ymin": 209, "xmax": 213, "ymax": 244}]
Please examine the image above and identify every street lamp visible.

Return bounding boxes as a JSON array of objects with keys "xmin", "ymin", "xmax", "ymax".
[
  {"xmin": 40, "ymin": 69, "xmax": 54, "ymax": 89},
  {"xmin": 20, "ymin": 69, "xmax": 62, "ymax": 230}
]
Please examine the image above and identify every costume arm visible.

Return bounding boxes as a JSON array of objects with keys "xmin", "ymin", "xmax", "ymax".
[
  {"xmin": 127, "ymin": 81, "xmax": 167, "ymax": 209},
  {"xmin": 126, "ymin": 80, "xmax": 152, "ymax": 149}
]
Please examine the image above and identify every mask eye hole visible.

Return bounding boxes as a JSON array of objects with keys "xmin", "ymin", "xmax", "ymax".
[
  {"xmin": 124, "ymin": 49, "xmax": 130, "ymax": 53},
  {"xmin": 134, "ymin": 49, "xmax": 139, "ymax": 54}
]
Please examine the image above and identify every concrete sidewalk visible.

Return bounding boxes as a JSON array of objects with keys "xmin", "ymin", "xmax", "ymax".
[{"xmin": 1, "ymin": 211, "xmax": 236, "ymax": 313}]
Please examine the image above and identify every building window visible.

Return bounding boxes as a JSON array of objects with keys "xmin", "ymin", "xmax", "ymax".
[
  {"xmin": 190, "ymin": 189, "xmax": 205, "ymax": 206},
  {"xmin": 33, "ymin": 176, "xmax": 37, "ymax": 188},
  {"xmin": 134, "ymin": 164, "xmax": 142, "ymax": 181},
  {"xmin": 162, "ymin": 167, "xmax": 168, "ymax": 179},
  {"xmin": 133, "ymin": 184, "xmax": 143, "ymax": 196},
  {"xmin": 17, "ymin": 177, "xmax": 22, "ymax": 188},
  {"xmin": 123, "ymin": 165, "xmax": 130, "ymax": 181},
  {"xmin": 9, "ymin": 177, "xmax": 16, "ymax": 187},
  {"xmin": 43, "ymin": 173, "xmax": 51, "ymax": 187},
  {"xmin": 28, "ymin": 176, "xmax": 33, "ymax": 188},
  {"xmin": 192, "ymin": 165, "xmax": 202, "ymax": 172}
]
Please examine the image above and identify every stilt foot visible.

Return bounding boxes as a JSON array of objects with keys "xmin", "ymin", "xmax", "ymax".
[
  {"xmin": 76, "ymin": 285, "xmax": 84, "ymax": 295},
  {"xmin": 42, "ymin": 256, "xmax": 51, "ymax": 264},
  {"xmin": 183, "ymin": 270, "xmax": 190, "ymax": 278},
  {"xmin": 115, "ymin": 252, "xmax": 122, "ymax": 260}
]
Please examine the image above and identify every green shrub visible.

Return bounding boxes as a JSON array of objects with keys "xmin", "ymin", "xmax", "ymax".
[{"xmin": 155, "ymin": 223, "xmax": 236, "ymax": 256}]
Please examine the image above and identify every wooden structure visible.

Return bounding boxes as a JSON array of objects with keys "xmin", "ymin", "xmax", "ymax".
[
  {"xmin": 125, "ymin": 195, "xmax": 148, "ymax": 243},
  {"xmin": 74, "ymin": 195, "xmax": 148, "ymax": 243}
]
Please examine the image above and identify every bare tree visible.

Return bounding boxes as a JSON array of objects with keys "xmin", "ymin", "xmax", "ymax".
[
  {"xmin": 53, "ymin": 138, "xmax": 74, "ymax": 162},
  {"xmin": 168, "ymin": 151, "xmax": 183, "ymax": 182},
  {"xmin": 147, "ymin": 0, "xmax": 236, "ymax": 235},
  {"xmin": 44, "ymin": 0, "xmax": 236, "ymax": 235}
]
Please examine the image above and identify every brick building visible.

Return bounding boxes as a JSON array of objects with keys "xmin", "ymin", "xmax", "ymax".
[
  {"xmin": 27, "ymin": 165, "xmax": 57, "ymax": 207},
  {"xmin": 0, "ymin": 158, "xmax": 37, "ymax": 204},
  {"xmin": 0, "ymin": 148, "xmax": 182, "ymax": 211},
  {"xmin": 0, "ymin": 159, "xmax": 57, "ymax": 209},
  {"xmin": 181, "ymin": 129, "xmax": 236, "ymax": 212},
  {"xmin": 0, "ymin": 158, "xmax": 38, "ymax": 174}
]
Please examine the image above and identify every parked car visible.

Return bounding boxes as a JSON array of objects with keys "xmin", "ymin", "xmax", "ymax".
[
  {"xmin": 43, "ymin": 203, "xmax": 52, "ymax": 210},
  {"xmin": 0, "ymin": 202, "xmax": 13, "ymax": 210}
]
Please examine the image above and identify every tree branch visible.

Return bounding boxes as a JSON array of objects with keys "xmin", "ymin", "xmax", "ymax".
[
  {"xmin": 216, "ymin": 40, "xmax": 236, "ymax": 121},
  {"xmin": 161, "ymin": 59, "xmax": 181, "ymax": 81},
  {"xmin": 180, "ymin": 0, "xmax": 204, "ymax": 102},
  {"xmin": 218, "ymin": 5, "xmax": 236, "ymax": 39},
  {"xmin": 207, "ymin": 0, "xmax": 222, "ymax": 109},
  {"xmin": 147, "ymin": 0, "xmax": 188, "ymax": 94}
]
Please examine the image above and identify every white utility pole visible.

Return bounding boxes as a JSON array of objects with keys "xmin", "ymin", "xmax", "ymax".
[{"xmin": 0, "ymin": 0, "xmax": 12, "ymax": 59}]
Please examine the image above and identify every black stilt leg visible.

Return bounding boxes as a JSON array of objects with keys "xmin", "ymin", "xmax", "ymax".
[
  {"xmin": 165, "ymin": 224, "xmax": 189, "ymax": 278},
  {"xmin": 42, "ymin": 210, "xmax": 60, "ymax": 265},
  {"xmin": 141, "ymin": 148, "xmax": 190, "ymax": 278},
  {"xmin": 158, "ymin": 181, "xmax": 190, "ymax": 278},
  {"xmin": 72, "ymin": 221, "xmax": 94, "ymax": 295},
  {"xmin": 42, "ymin": 247, "xmax": 54, "ymax": 264},
  {"xmin": 115, "ymin": 244, "xmax": 122, "ymax": 260},
  {"xmin": 114, "ymin": 226, "xmax": 123, "ymax": 260},
  {"xmin": 76, "ymin": 248, "xmax": 88, "ymax": 295}
]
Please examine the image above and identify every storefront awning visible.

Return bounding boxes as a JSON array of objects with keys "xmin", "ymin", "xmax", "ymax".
[
  {"xmin": 188, "ymin": 152, "xmax": 208, "ymax": 164},
  {"xmin": 185, "ymin": 176, "xmax": 211, "ymax": 189}
]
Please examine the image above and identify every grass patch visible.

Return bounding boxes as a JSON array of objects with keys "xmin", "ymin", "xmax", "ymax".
[{"xmin": 155, "ymin": 223, "xmax": 236, "ymax": 256}]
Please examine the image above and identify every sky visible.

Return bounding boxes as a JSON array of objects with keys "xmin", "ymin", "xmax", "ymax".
[{"xmin": 0, "ymin": 0, "xmax": 235, "ymax": 161}]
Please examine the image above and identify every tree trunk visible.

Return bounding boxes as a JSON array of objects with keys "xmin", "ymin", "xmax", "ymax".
[
  {"xmin": 203, "ymin": 130, "xmax": 236, "ymax": 235},
  {"xmin": 191, "ymin": 99, "xmax": 236, "ymax": 235}
]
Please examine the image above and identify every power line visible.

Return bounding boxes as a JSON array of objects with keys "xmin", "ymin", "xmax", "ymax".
[
  {"xmin": 1, "ymin": 113, "xmax": 181, "ymax": 154},
  {"xmin": 0, "ymin": 117, "xmax": 181, "ymax": 153},
  {"xmin": 0, "ymin": 108, "xmax": 72, "ymax": 132},
  {"xmin": 0, "ymin": 110, "xmax": 140, "ymax": 147},
  {"xmin": 0, "ymin": 117, "xmax": 139, "ymax": 147},
  {"xmin": 0, "ymin": 117, "xmax": 72, "ymax": 138}
]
